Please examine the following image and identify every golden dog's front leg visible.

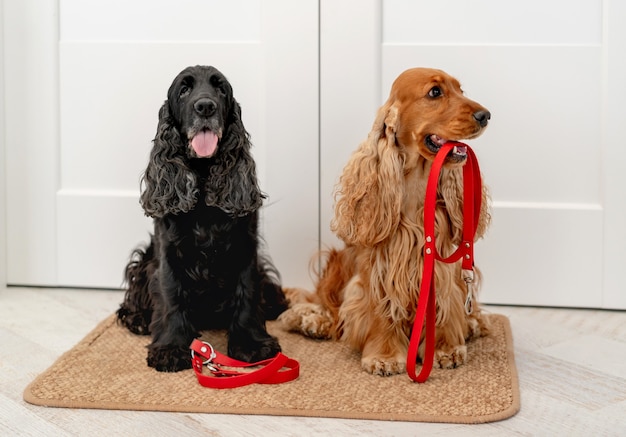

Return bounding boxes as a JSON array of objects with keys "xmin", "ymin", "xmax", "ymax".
[
  {"xmin": 339, "ymin": 277, "xmax": 408, "ymax": 376},
  {"xmin": 359, "ymin": 324, "xmax": 408, "ymax": 376},
  {"xmin": 433, "ymin": 308, "xmax": 469, "ymax": 369}
]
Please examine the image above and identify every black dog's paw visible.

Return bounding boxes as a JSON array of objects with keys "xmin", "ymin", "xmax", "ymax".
[
  {"xmin": 117, "ymin": 307, "xmax": 151, "ymax": 335},
  {"xmin": 147, "ymin": 344, "xmax": 192, "ymax": 372},
  {"xmin": 228, "ymin": 334, "xmax": 281, "ymax": 363}
]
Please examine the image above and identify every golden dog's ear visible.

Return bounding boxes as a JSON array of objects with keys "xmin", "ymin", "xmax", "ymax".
[
  {"xmin": 331, "ymin": 102, "xmax": 404, "ymax": 246},
  {"xmin": 476, "ymin": 184, "xmax": 492, "ymax": 239}
]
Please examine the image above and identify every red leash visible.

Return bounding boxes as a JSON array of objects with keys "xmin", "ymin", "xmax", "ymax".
[
  {"xmin": 406, "ymin": 142, "xmax": 483, "ymax": 383},
  {"xmin": 190, "ymin": 339, "xmax": 299, "ymax": 389}
]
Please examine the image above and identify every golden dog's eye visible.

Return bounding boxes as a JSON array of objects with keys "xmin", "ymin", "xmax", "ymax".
[{"xmin": 428, "ymin": 86, "xmax": 443, "ymax": 98}]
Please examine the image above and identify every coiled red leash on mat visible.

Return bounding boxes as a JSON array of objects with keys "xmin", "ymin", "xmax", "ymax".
[
  {"xmin": 406, "ymin": 141, "xmax": 483, "ymax": 383},
  {"xmin": 190, "ymin": 339, "xmax": 299, "ymax": 389}
]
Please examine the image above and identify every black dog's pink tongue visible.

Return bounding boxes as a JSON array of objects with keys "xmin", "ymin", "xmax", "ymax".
[{"xmin": 191, "ymin": 131, "xmax": 218, "ymax": 157}]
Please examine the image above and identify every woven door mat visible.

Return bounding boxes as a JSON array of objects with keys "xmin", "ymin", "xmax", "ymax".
[{"xmin": 24, "ymin": 313, "xmax": 519, "ymax": 424}]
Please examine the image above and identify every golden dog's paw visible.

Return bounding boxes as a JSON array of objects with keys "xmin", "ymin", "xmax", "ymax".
[
  {"xmin": 361, "ymin": 356, "xmax": 406, "ymax": 376},
  {"xmin": 282, "ymin": 287, "xmax": 311, "ymax": 305},
  {"xmin": 277, "ymin": 303, "xmax": 332, "ymax": 339},
  {"xmin": 435, "ymin": 345, "xmax": 467, "ymax": 369}
]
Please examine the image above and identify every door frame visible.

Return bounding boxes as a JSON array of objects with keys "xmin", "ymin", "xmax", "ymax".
[
  {"xmin": 4, "ymin": 0, "xmax": 59, "ymax": 285},
  {"xmin": 1, "ymin": 0, "xmax": 6, "ymax": 288}
]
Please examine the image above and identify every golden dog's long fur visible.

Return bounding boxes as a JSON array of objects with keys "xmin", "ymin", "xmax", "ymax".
[{"xmin": 279, "ymin": 68, "xmax": 492, "ymax": 376}]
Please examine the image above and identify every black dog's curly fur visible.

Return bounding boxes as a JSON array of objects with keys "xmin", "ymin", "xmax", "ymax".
[{"xmin": 117, "ymin": 65, "xmax": 287, "ymax": 372}]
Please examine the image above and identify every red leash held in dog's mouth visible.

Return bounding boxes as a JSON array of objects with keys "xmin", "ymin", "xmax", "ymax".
[
  {"xmin": 407, "ymin": 141, "xmax": 483, "ymax": 383},
  {"xmin": 425, "ymin": 135, "xmax": 469, "ymax": 161}
]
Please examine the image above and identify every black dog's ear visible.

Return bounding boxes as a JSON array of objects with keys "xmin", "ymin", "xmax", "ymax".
[
  {"xmin": 139, "ymin": 102, "xmax": 198, "ymax": 218},
  {"xmin": 204, "ymin": 100, "xmax": 265, "ymax": 217}
]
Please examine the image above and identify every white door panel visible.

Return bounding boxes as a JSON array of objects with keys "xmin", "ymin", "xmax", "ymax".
[
  {"xmin": 57, "ymin": 5, "xmax": 269, "ymax": 288},
  {"xmin": 382, "ymin": 0, "xmax": 608, "ymax": 308},
  {"xmin": 59, "ymin": 0, "xmax": 262, "ymax": 42},
  {"xmin": 477, "ymin": 204, "xmax": 603, "ymax": 308},
  {"xmin": 382, "ymin": 0, "xmax": 602, "ymax": 45},
  {"xmin": 6, "ymin": 0, "xmax": 319, "ymax": 289},
  {"xmin": 5, "ymin": 0, "xmax": 625, "ymax": 309},
  {"xmin": 320, "ymin": 0, "xmax": 624, "ymax": 309},
  {"xmin": 56, "ymin": 191, "xmax": 151, "ymax": 288},
  {"xmin": 379, "ymin": 0, "xmax": 608, "ymax": 307},
  {"xmin": 381, "ymin": 44, "xmax": 605, "ymax": 307},
  {"xmin": 59, "ymin": 43, "xmax": 266, "ymax": 191}
]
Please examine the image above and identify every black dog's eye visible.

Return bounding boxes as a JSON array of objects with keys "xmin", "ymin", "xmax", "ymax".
[
  {"xmin": 428, "ymin": 86, "xmax": 443, "ymax": 98},
  {"xmin": 179, "ymin": 85, "xmax": 191, "ymax": 98},
  {"xmin": 179, "ymin": 76, "xmax": 194, "ymax": 98},
  {"xmin": 210, "ymin": 76, "xmax": 227, "ymax": 95}
]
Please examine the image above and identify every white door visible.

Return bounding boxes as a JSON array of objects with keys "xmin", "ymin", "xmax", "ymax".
[
  {"xmin": 4, "ymin": 0, "xmax": 319, "ymax": 289},
  {"xmin": 6, "ymin": 0, "xmax": 626, "ymax": 310},
  {"xmin": 320, "ymin": 0, "xmax": 626, "ymax": 309}
]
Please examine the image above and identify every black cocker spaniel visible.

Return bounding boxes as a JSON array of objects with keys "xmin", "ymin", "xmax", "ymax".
[{"xmin": 117, "ymin": 65, "xmax": 287, "ymax": 372}]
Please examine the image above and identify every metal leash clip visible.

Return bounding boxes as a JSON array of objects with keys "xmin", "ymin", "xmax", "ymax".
[
  {"xmin": 462, "ymin": 269, "xmax": 475, "ymax": 315},
  {"xmin": 190, "ymin": 341, "xmax": 219, "ymax": 372}
]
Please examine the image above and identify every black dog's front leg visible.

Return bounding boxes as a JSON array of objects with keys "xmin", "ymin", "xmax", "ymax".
[
  {"xmin": 227, "ymin": 260, "xmax": 281, "ymax": 362},
  {"xmin": 146, "ymin": 264, "xmax": 197, "ymax": 372},
  {"xmin": 147, "ymin": 319, "xmax": 195, "ymax": 372}
]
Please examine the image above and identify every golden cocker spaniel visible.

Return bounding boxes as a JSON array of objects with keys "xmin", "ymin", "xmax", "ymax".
[{"xmin": 279, "ymin": 68, "xmax": 492, "ymax": 376}]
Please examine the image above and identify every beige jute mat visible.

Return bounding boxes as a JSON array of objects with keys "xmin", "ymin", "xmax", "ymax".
[{"xmin": 24, "ymin": 313, "xmax": 519, "ymax": 424}]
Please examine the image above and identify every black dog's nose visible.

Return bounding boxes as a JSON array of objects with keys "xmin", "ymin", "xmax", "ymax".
[
  {"xmin": 473, "ymin": 110, "xmax": 491, "ymax": 128},
  {"xmin": 194, "ymin": 98, "xmax": 217, "ymax": 117}
]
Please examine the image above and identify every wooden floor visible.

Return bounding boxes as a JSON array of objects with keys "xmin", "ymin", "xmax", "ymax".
[{"xmin": 1, "ymin": 287, "xmax": 625, "ymax": 436}]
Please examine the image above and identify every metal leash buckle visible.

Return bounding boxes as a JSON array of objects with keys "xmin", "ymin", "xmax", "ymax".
[
  {"xmin": 462, "ymin": 269, "xmax": 475, "ymax": 315},
  {"xmin": 191, "ymin": 341, "xmax": 219, "ymax": 372}
]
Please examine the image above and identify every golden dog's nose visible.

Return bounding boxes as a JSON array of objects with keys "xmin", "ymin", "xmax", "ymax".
[{"xmin": 473, "ymin": 110, "xmax": 491, "ymax": 128}]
